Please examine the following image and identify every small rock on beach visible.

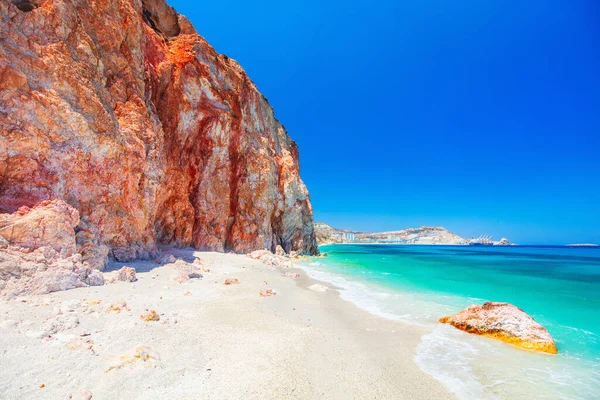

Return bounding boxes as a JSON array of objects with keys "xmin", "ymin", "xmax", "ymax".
[
  {"xmin": 308, "ymin": 284, "xmax": 329, "ymax": 292},
  {"xmin": 140, "ymin": 310, "xmax": 160, "ymax": 322}
]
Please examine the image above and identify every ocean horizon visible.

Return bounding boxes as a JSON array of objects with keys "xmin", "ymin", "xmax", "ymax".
[{"xmin": 301, "ymin": 244, "xmax": 600, "ymax": 399}]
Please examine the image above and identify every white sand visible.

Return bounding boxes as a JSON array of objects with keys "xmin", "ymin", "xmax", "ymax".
[{"xmin": 0, "ymin": 249, "xmax": 454, "ymax": 399}]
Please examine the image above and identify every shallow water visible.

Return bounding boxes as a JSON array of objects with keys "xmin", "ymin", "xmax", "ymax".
[{"xmin": 302, "ymin": 244, "xmax": 600, "ymax": 399}]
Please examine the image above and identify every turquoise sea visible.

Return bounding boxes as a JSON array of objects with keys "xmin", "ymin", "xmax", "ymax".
[{"xmin": 302, "ymin": 244, "xmax": 600, "ymax": 399}]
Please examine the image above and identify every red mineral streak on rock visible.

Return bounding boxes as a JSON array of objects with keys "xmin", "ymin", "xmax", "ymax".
[{"xmin": 0, "ymin": 0, "xmax": 318, "ymax": 272}]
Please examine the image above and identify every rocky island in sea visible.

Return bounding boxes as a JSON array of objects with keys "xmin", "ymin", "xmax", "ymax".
[{"xmin": 314, "ymin": 222, "xmax": 512, "ymax": 246}]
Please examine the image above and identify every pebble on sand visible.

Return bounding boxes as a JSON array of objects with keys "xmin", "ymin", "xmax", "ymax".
[
  {"xmin": 140, "ymin": 310, "xmax": 160, "ymax": 322},
  {"xmin": 105, "ymin": 301, "xmax": 129, "ymax": 314},
  {"xmin": 64, "ymin": 390, "xmax": 93, "ymax": 400},
  {"xmin": 105, "ymin": 346, "xmax": 160, "ymax": 373}
]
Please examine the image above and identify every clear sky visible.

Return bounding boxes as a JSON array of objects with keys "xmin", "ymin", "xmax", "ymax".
[{"xmin": 169, "ymin": 0, "xmax": 600, "ymax": 245}]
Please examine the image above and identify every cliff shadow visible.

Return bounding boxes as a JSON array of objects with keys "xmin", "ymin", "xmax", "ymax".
[{"xmin": 103, "ymin": 246, "xmax": 201, "ymax": 273}]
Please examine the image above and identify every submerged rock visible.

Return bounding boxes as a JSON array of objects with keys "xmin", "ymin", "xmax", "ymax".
[{"xmin": 439, "ymin": 302, "xmax": 557, "ymax": 354}]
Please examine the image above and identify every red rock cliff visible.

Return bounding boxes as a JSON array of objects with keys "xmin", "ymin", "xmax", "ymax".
[{"xmin": 0, "ymin": 0, "xmax": 318, "ymax": 268}]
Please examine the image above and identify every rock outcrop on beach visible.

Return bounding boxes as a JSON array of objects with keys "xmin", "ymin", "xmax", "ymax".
[
  {"xmin": 0, "ymin": 0, "xmax": 318, "ymax": 274},
  {"xmin": 0, "ymin": 200, "xmax": 104, "ymax": 297},
  {"xmin": 103, "ymin": 266, "xmax": 137, "ymax": 284},
  {"xmin": 247, "ymin": 249, "xmax": 292, "ymax": 268},
  {"xmin": 440, "ymin": 302, "xmax": 557, "ymax": 354}
]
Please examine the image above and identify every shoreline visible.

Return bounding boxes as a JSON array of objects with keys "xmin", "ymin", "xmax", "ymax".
[
  {"xmin": 302, "ymin": 245, "xmax": 600, "ymax": 399},
  {"xmin": 0, "ymin": 249, "xmax": 454, "ymax": 399}
]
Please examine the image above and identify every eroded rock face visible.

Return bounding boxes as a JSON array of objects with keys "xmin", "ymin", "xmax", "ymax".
[
  {"xmin": 0, "ymin": 200, "xmax": 103, "ymax": 297},
  {"xmin": 0, "ymin": 200, "xmax": 78, "ymax": 256},
  {"xmin": 440, "ymin": 302, "xmax": 557, "ymax": 354},
  {"xmin": 0, "ymin": 0, "xmax": 318, "ymax": 268}
]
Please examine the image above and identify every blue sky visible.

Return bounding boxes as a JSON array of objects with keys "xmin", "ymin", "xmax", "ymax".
[{"xmin": 170, "ymin": 0, "xmax": 600, "ymax": 244}]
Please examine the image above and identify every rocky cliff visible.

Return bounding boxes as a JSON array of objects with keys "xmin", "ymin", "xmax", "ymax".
[{"xmin": 0, "ymin": 0, "xmax": 318, "ymax": 270}]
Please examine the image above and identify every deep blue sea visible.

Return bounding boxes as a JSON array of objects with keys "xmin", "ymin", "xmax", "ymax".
[{"xmin": 301, "ymin": 244, "xmax": 600, "ymax": 399}]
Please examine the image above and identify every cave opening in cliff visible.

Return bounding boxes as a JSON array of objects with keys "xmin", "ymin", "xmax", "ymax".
[
  {"xmin": 12, "ymin": 0, "xmax": 38, "ymax": 12},
  {"xmin": 142, "ymin": 8, "xmax": 162, "ymax": 35}
]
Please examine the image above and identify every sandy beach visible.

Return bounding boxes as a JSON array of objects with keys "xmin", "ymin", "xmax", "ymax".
[{"xmin": 0, "ymin": 248, "xmax": 454, "ymax": 400}]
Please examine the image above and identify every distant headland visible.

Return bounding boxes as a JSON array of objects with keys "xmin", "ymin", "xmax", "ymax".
[{"xmin": 314, "ymin": 223, "xmax": 513, "ymax": 246}]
